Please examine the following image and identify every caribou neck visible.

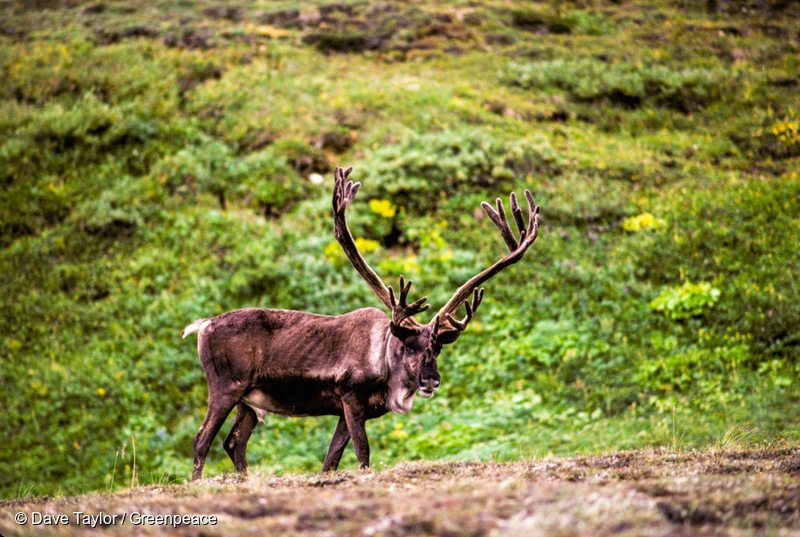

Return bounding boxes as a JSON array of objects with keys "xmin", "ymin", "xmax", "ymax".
[{"xmin": 382, "ymin": 328, "xmax": 415, "ymax": 414}]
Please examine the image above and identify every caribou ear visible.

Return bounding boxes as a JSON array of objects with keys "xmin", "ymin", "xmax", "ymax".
[
  {"xmin": 436, "ymin": 328, "xmax": 462, "ymax": 345},
  {"xmin": 390, "ymin": 321, "xmax": 420, "ymax": 341},
  {"xmin": 434, "ymin": 288, "xmax": 484, "ymax": 346}
]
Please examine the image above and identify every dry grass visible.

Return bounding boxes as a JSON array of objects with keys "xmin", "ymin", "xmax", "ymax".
[{"xmin": 1, "ymin": 448, "xmax": 798, "ymax": 536}]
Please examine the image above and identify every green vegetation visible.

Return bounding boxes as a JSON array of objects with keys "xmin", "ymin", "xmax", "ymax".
[
  {"xmin": 1, "ymin": 0, "xmax": 798, "ymax": 500},
  {"xmin": 649, "ymin": 281, "xmax": 721, "ymax": 320},
  {"xmin": 505, "ymin": 59, "xmax": 728, "ymax": 111}
]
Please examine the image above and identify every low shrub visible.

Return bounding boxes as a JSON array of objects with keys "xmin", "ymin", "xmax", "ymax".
[
  {"xmin": 752, "ymin": 117, "xmax": 800, "ymax": 158},
  {"xmin": 359, "ymin": 128, "xmax": 561, "ymax": 213},
  {"xmin": 505, "ymin": 59, "xmax": 728, "ymax": 112},
  {"xmin": 149, "ymin": 135, "xmax": 311, "ymax": 216},
  {"xmin": 636, "ymin": 341, "xmax": 750, "ymax": 394},
  {"xmin": 509, "ymin": 7, "xmax": 612, "ymax": 35},
  {"xmin": 303, "ymin": 31, "xmax": 376, "ymax": 54}
]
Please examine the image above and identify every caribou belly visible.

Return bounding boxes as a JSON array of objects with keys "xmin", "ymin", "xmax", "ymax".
[
  {"xmin": 241, "ymin": 389, "xmax": 299, "ymax": 422},
  {"xmin": 241, "ymin": 387, "xmax": 339, "ymax": 420}
]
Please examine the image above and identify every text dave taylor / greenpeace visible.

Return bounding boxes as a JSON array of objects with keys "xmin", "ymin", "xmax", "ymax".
[{"xmin": 23, "ymin": 511, "xmax": 218, "ymax": 528}]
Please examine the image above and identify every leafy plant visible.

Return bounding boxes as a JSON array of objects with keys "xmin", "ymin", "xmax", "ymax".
[
  {"xmin": 650, "ymin": 281, "xmax": 721, "ymax": 320},
  {"xmin": 636, "ymin": 342, "xmax": 749, "ymax": 394},
  {"xmin": 622, "ymin": 212, "xmax": 667, "ymax": 232}
]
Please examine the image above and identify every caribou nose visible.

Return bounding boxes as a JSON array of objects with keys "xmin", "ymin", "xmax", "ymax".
[{"xmin": 421, "ymin": 377, "xmax": 440, "ymax": 390}]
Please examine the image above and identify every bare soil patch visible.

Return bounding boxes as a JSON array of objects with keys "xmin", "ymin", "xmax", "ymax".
[{"xmin": 1, "ymin": 448, "xmax": 799, "ymax": 536}]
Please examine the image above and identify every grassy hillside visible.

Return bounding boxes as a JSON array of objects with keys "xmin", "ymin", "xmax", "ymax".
[{"xmin": 1, "ymin": 0, "xmax": 799, "ymax": 499}]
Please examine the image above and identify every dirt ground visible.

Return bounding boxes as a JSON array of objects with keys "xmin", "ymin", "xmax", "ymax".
[{"xmin": 1, "ymin": 449, "xmax": 798, "ymax": 536}]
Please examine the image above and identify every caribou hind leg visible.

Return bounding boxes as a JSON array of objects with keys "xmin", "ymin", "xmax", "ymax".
[
  {"xmin": 191, "ymin": 320, "xmax": 252, "ymax": 480},
  {"xmin": 224, "ymin": 402, "xmax": 258, "ymax": 474},
  {"xmin": 192, "ymin": 392, "xmax": 239, "ymax": 480},
  {"xmin": 322, "ymin": 416, "xmax": 351, "ymax": 472}
]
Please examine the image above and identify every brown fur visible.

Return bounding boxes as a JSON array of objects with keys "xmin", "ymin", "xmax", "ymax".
[{"xmin": 187, "ymin": 307, "xmax": 441, "ymax": 479}]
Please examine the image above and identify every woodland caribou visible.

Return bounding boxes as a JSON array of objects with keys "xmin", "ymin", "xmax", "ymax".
[{"xmin": 182, "ymin": 166, "xmax": 540, "ymax": 480}]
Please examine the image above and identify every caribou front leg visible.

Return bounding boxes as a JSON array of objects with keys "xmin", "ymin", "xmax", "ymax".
[
  {"xmin": 322, "ymin": 416, "xmax": 351, "ymax": 472},
  {"xmin": 341, "ymin": 394, "xmax": 370, "ymax": 469}
]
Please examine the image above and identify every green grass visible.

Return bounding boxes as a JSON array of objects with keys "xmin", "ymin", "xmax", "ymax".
[{"xmin": 0, "ymin": 0, "xmax": 799, "ymax": 499}]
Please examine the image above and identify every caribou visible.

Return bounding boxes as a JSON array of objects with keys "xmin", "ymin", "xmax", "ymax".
[{"xmin": 182, "ymin": 166, "xmax": 540, "ymax": 480}]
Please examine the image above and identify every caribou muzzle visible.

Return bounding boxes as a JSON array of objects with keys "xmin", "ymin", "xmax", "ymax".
[{"xmin": 417, "ymin": 376, "xmax": 440, "ymax": 398}]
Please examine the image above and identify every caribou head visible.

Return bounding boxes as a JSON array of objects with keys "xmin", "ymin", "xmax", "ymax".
[{"xmin": 332, "ymin": 165, "xmax": 539, "ymax": 408}]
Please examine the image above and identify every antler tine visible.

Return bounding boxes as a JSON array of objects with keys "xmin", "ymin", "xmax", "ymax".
[
  {"xmin": 399, "ymin": 276, "xmax": 429, "ymax": 312},
  {"xmin": 474, "ymin": 287, "xmax": 485, "ymax": 309},
  {"xmin": 510, "ymin": 192, "xmax": 526, "ymax": 242},
  {"xmin": 479, "ymin": 189, "xmax": 541, "ymax": 256},
  {"xmin": 389, "ymin": 276, "xmax": 429, "ymax": 327},
  {"xmin": 333, "ymin": 166, "xmax": 361, "ymax": 215},
  {"xmin": 444, "ymin": 312, "xmax": 467, "ymax": 331},
  {"xmin": 521, "ymin": 189, "xmax": 540, "ymax": 247},
  {"xmin": 347, "ymin": 180, "xmax": 360, "ymax": 200},
  {"xmin": 443, "ymin": 287, "xmax": 483, "ymax": 331},
  {"xmin": 481, "ymin": 198, "xmax": 519, "ymax": 252},
  {"xmin": 400, "ymin": 275, "xmax": 411, "ymax": 298},
  {"xmin": 407, "ymin": 298, "xmax": 430, "ymax": 316},
  {"xmin": 334, "ymin": 165, "xmax": 353, "ymax": 181},
  {"xmin": 436, "ymin": 190, "xmax": 539, "ymax": 325}
]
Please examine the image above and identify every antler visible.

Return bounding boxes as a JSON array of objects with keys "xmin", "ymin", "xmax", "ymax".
[
  {"xmin": 331, "ymin": 166, "xmax": 399, "ymax": 314},
  {"xmin": 443, "ymin": 288, "xmax": 484, "ymax": 331},
  {"xmin": 436, "ymin": 190, "xmax": 539, "ymax": 328},
  {"xmin": 389, "ymin": 276, "xmax": 428, "ymax": 335}
]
